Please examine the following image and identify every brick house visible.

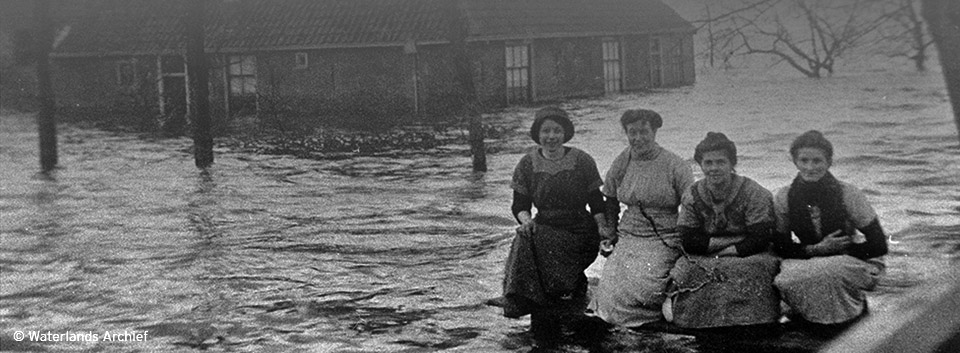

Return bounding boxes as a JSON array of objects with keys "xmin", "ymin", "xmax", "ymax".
[{"xmin": 50, "ymin": 0, "xmax": 695, "ymax": 126}]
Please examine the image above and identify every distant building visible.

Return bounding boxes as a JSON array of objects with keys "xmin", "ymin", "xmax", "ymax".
[{"xmin": 50, "ymin": 0, "xmax": 695, "ymax": 125}]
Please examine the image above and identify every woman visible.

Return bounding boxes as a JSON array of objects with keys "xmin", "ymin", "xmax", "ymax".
[
  {"xmin": 502, "ymin": 106, "xmax": 609, "ymax": 346},
  {"xmin": 592, "ymin": 109, "xmax": 694, "ymax": 327},
  {"xmin": 669, "ymin": 132, "xmax": 780, "ymax": 329},
  {"xmin": 773, "ymin": 130, "xmax": 888, "ymax": 328}
]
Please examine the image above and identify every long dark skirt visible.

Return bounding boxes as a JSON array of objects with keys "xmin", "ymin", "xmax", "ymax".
[{"xmin": 501, "ymin": 215, "xmax": 599, "ymax": 319}]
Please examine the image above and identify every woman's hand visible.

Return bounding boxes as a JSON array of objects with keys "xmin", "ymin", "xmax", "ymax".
[
  {"xmin": 516, "ymin": 220, "xmax": 536, "ymax": 239},
  {"xmin": 599, "ymin": 238, "xmax": 616, "ymax": 257},
  {"xmin": 808, "ymin": 229, "xmax": 852, "ymax": 256}
]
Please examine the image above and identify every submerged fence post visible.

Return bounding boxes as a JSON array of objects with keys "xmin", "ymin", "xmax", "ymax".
[
  {"xmin": 35, "ymin": 0, "xmax": 57, "ymax": 173},
  {"xmin": 448, "ymin": 0, "xmax": 486, "ymax": 172},
  {"xmin": 186, "ymin": 0, "xmax": 213, "ymax": 168}
]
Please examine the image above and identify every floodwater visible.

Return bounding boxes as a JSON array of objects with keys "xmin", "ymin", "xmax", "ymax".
[{"xmin": 2, "ymin": 69, "xmax": 959, "ymax": 353}]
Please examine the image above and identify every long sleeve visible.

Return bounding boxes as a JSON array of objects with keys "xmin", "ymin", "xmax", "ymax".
[
  {"xmin": 586, "ymin": 189, "xmax": 605, "ymax": 216},
  {"xmin": 848, "ymin": 218, "xmax": 888, "ymax": 259},
  {"xmin": 734, "ymin": 222, "xmax": 772, "ymax": 256},
  {"xmin": 605, "ymin": 196, "xmax": 621, "ymax": 226},
  {"xmin": 680, "ymin": 225, "xmax": 710, "ymax": 255},
  {"xmin": 773, "ymin": 231, "xmax": 807, "ymax": 258},
  {"xmin": 511, "ymin": 191, "xmax": 532, "ymax": 224}
]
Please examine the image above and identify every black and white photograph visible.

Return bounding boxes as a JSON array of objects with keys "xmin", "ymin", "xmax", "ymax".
[{"xmin": 1, "ymin": 0, "xmax": 958, "ymax": 352}]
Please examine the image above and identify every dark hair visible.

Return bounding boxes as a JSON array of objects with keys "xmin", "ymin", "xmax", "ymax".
[
  {"xmin": 790, "ymin": 130, "xmax": 833, "ymax": 163},
  {"xmin": 530, "ymin": 106, "xmax": 574, "ymax": 144},
  {"xmin": 620, "ymin": 109, "xmax": 663, "ymax": 130},
  {"xmin": 694, "ymin": 132, "xmax": 737, "ymax": 166}
]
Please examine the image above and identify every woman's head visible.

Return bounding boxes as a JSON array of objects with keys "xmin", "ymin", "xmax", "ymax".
[
  {"xmin": 694, "ymin": 132, "xmax": 737, "ymax": 166},
  {"xmin": 790, "ymin": 130, "xmax": 833, "ymax": 182},
  {"xmin": 694, "ymin": 132, "xmax": 737, "ymax": 187},
  {"xmin": 530, "ymin": 106, "xmax": 574, "ymax": 146},
  {"xmin": 620, "ymin": 109, "xmax": 662, "ymax": 150}
]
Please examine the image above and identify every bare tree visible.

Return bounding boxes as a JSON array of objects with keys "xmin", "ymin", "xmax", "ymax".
[
  {"xmin": 695, "ymin": 0, "xmax": 889, "ymax": 78},
  {"xmin": 875, "ymin": 0, "xmax": 934, "ymax": 71},
  {"xmin": 921, "ymin": 0, "xmax": 960, "ymax": 145}
]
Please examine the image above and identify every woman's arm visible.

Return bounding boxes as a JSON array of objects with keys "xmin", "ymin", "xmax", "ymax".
[
  {"xmin": 680, "ymin": 226, "xmax": 745, "ymax": 256},
  {"xmin": 848, "ymin": 218, "xmax": 888, "ymax": 259},
  {"xmin": 733, "ymin": 222, "xmax": 772, "ymax": 256},
  {"xmin": 511, "ymin": 191, "xmax": 535, "ymax": 238}
]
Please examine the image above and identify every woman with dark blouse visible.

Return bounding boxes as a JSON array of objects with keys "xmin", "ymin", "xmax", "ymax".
[
  {"xmin": 773, "ymin": 130, "xmax": 888, "ymax": 327},
  {"xmin": 502, "ymin": 106, "xmax": 609, "ymax": 347},
  {"xmin": 670, "ymin": 132, "xmax": 781, "ymax": 328}
]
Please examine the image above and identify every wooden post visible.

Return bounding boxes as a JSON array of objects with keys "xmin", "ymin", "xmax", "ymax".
[
  {"xmin": 922, "ymin": 0, "xmax": 960, "ymax": 146},
  {"xmin": 35, "ymin": 0, "xmax": 57, "ymax": 173},
  {"xmin": 448, "ymin": 1, "xmax": 486, "ymax": 172},
  {"xmin": 186, "ymin": 0, "xmax": 213, "ymax": 168}
]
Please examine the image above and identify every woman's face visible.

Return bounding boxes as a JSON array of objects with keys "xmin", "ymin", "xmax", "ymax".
[
  {"xmin": 538, "ymin": 119, "xmax": 566, "ymax": 149},
  {"xmin": 793, "ymin": 147, "xmax": 831, "ymax": 182},
  {"xmin": 624, "ymin": 120, "xmax": 657, "ymax": 150},
  {"xmin": 700, "ymin": 150, "xmax": 734, "ymax": 187}
]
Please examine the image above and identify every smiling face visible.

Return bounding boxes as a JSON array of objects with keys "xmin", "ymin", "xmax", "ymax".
[
  {"xmin": 624, "ymin": 120, "xmax": 657, "ymax": 151},
  {"xmin": 793, "ymin": 147, "xmax": 831, "ymax": 182},
  {"xmin": 538, "ymin": 119, "xmax": 566, "ymax": 149},
  {"xmin": 700, "ymin": 150, "xmax": 734, "ymax": 187}
]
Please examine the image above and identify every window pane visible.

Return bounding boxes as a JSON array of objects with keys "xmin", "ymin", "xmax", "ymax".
[
  {"xmin": 243, "ymin": 77, "xmax": 257, "ymax": 94},
  {"xmin": 241, "ymin": 56, "xmax": 256, "ymax": 75},
  {"xmin": 229, "ymin": 56, "xmax": 242, "ymax": 75},
  {"xmin": 230, "ymin": 77, "xmax": 243, "ymax": 94}
]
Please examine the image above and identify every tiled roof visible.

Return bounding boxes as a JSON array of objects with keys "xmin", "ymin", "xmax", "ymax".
[
  {"xmin": 53, "ymin": 0, "xmax": 693, "ymax": 56},
  {"xmin": 462, "ymin": 0, "xmax": 694, "ymax": 40}
]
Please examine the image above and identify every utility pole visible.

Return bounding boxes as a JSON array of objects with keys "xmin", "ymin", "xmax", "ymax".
[
  {"xmin": 35, "ymin": 0, "xmax": 57, "ymax": 173},
  {"xmin": 922, "ymin": 0, "xmax": 960, "ymax": 145},
  {"xmin": 186, "ymin": 0, "xmax": 213, "ymax": 168},
  {"xmin": 448, "ymin": 1, "xmax": 486, "ymax": 172}
]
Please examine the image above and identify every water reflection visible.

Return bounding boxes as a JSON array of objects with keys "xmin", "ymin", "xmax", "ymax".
[{"xmin": 2, "ymin": 70, "xmax": 960, "ymax": 352}]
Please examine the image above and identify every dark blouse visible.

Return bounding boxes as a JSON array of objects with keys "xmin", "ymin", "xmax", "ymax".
[
  {"xmin": 511, "ymin": 147, "xmax": 604, "ymax": 223},
  {"xmin": 677, "ymin": 175, "xmax": 775, "ymax": 256}
]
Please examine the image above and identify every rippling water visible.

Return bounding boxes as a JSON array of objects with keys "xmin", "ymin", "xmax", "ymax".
[{"xmin": 2, "ymin": 69, "xmax": 959, "ymax": 352}]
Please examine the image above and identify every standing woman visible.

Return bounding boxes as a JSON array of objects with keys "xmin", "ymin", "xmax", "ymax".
[
  {"xmin": 592, "ymin": 109, "xmax": 694, "ymax": 327},
  {"xmin": 502, "ymin": 106, "xmax": 609, "ymax": 347},
  {"xmin": 670, "ymin": 132, "xmax": 780, "ymax": 329},
  {"xmin": 773, "ymin": 130, "xmax": 888, "ymax": 328}
]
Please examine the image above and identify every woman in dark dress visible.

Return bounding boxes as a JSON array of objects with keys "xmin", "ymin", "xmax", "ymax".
[{"xmin": 501, "ymin": 106, "xmax": 610, "ymax": 347}]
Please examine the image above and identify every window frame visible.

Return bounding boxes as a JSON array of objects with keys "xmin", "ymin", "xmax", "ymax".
[
  {"xmin": 228, "ymin": 55, "xmax": 257, "ymax": 96},
  {"xmin": 602, "ymin": 38, "xmax": 622, "ymax": 93},
  {"xmin": 505, "ymin": 43, "xmax": 530, "ymax": 104}
]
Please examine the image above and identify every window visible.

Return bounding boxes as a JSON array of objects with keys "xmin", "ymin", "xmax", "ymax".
[
  {"xmin": 602, "ymin": 39, "xmax": 622, "ymax": 93},
  {"xmin": 294, "ymin": 52, "xmax": 308, "ymax": 70},
  {"xmin": 228, "ymin": 55, "xmax": 257, "ymax": 95},
  {"xmin": 505, "ymin": 44, "xmax": 530, "ymax": 104},
  {"xmin": 649, "ymin": 37, "xmax": 663, "ymax": 88},
  {"xmin": 116, "ymin": 59, "xmax": 137, "ymax": 87}
]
